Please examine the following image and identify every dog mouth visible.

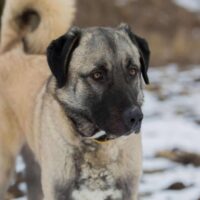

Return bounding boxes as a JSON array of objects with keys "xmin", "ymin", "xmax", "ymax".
[
  {"xmin": 68, "ymin": 111, "xmax": 140, "ymax": 142},
  {"xmin": 88, "ymin": 128, "xmax": 140, "ymax": 142},
  {"xmin": 70, "ymin": 116, "xmax": 140, "ymax": 142}
]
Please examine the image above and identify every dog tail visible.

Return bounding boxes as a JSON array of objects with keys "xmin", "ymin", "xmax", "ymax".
[{"xmin": 0, "ymin": 0, "xmax": 76, "ymax": 54}]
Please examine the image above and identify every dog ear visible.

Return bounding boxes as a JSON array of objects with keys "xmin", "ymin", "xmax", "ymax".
[
  {"xmin": 47, "ymin": 27, "xmax": 81, "ymax": 88},
  {"xmin": 118, "ymin": 24, "xmax": 150, "ymax": 84}
]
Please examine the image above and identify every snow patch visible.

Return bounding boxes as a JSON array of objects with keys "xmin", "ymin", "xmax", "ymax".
[{"xmin": 173, "ymin": 0, "xmax": 200, "ymax": 12}]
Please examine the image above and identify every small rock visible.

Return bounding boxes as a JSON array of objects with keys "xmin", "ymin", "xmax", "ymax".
[
  {"xmin": 166, "ymin": 182, "xmax": 187, "ymax": 190},
  {"xmin": 7, "ymin": 184, "xmax": 25, "ymax": 198},
  {"xmin": 194, "ymin": 78, "xmax": 200, "ymax": 82},
  {"xmin": 195, "ymin": 119, "xmax": 200, "ymax": 125},
  {"xmin": 156, "ymin": 149, "xmax": 200, "ymax": 166}
]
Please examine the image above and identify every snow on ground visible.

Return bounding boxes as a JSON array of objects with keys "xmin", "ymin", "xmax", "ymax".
[
  {"xmin": 173, "ymin": 0, "xmax": 200, "ymax": 12},
  {"xmin": 141, "ymin": 64, "xmax": 200, "ymax": 200},
  {"xmin": 14, "ymin": 64, "xmax": 200, "ymax": 200},
  {"xmin": 115, "ymin": 0, "xmax": 200, "ymax": 13}
]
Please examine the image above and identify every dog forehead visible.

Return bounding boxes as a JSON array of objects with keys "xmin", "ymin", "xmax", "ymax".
[
  {"xmin": 70, "ymin": 27, "xmax": 140, "ymax": 72},
  {"xmin": 81, "ymin": 27, "xmax": 139, "ymax": 55}
]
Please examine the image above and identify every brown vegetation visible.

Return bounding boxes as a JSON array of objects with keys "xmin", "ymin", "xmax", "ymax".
[{"xmin": 156, "ymin": 149, "xmax": 200, "ymax": 166}]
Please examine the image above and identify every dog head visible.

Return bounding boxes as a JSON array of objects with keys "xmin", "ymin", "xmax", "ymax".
[
  {"xmin": 47, "ymin": 24, "xmax": 150, "ymax": 141},
  {"xmin": 0, "ymin": 0, "xmax": 75, "ymax": 54}
]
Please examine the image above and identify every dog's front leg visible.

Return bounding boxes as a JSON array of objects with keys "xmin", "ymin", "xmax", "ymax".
[
  {"xmin": 131, "ymin": 175, "xmax": 141, "ymax": 200},
  {"xmin": 0, "ymin": 150, "xmax": 16, "ymax": 200},
  {"xmin": 0, "ymin": 99, "xmax": 24, "ymax": 199},
  {"xmin": 21, "ymin": 144, "xmax": 43, "ymax": 200},
  {"xmin": 38, "ymin": 133, "xmax": 75, "ymax": 200}
]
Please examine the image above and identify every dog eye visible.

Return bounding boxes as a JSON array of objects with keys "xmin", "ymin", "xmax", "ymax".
[
  {"xmin": 91, "ymin": 71, "xmax": 104, "ymax": 81},
  {"xmin": 128, "ymin": 67, "xmax": 138, "ymax": 77}
]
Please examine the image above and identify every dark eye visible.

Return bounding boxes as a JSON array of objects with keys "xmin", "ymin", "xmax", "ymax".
[
  {"xmin": 91, "ymin": 71, "xmax": 104, "ymax": 81},
  {"xmin": 128, "ymin": 67, "xmax": 138, "ymax": 77}
]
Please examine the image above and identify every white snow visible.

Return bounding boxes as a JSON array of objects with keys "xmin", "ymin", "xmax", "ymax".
[
  {"xmin": 173, "ymin": 0, "xmax": 200, "ymax": 12},
  {"xmin": 16, "ymin": 156, "xmax": 25, "ymax": 172},
  {"xmin": 140, "ymin": 65, "xmax": 200, "ymax": 200}
]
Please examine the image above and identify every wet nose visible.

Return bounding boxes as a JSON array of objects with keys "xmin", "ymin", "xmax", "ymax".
[{"xmin": 123, "ymin": 107, "xmax": 143, "ymax": 133}]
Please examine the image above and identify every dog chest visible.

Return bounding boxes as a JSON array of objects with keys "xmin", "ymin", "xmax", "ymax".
[
  {"xmin": 71, "ymin": 162, "xmax": 123, "ymax": 200},
  {"xmin": 56, "ymin": 163, "xmax": 130, "ymax": 200},
  {"xmin": 55, "ymin": 150, "xmax": 133, "ymax": 200},
  {"xmin": 52, "ymin": 135, "xmax": 141, "ymax": 200}
]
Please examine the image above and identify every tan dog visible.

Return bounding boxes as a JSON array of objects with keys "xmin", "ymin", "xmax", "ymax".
[
  {"xmin": 1, "ymin": 24, "xmax": 150, "ymax": 200},
  {"xmin": 0, "ymin": 0, "xmax": 75, "ymax": 199},
  {"xmin": 0, "ymin": 50, "xmax": 49, "ymax": 199}
]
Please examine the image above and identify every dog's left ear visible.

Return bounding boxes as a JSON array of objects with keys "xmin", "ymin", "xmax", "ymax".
[
  {"xmin": 118, "ymin": 24, "xmax": 150, "ymax": 84},
  {"xmin": 47, "ymin": 27, "xmax": 81, "ymax": 88}
]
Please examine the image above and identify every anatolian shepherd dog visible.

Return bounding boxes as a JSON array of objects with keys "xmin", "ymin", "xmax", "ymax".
[
  {"xmin": 0, "ymin": 24, "xmax": 150, "ymax": 200},
  {"xmin": 0, "ymin": 0, "xmax": 75, "ymax": 198}
]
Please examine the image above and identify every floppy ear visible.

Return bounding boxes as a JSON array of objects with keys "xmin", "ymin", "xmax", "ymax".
[
  {"xmin": 118, "ymin": 24, "xmax": 150, "ymax": 84},
  {"xmin": 47, "ymin": 27, "xmax": 81, "ymax": 88}
]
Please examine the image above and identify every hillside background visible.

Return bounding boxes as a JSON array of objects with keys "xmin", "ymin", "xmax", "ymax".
[
  {"xmin": 1, "ymin": 0, "xmax": 200, "ymax": 66},
  {"xmin": 74, "ymin": 0, "xmax": 200, "ymax": 66}
]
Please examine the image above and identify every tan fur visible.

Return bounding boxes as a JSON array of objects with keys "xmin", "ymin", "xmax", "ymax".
[
  {"xmin": 0, "ymin": 0, "xmax": 75, "ymax": 198},
  {"xmin": 0, "ymin": 46, "xmax": 50, "ymax": 199},
  {"xmin": 1, "ymin": 0, "xmax": 75, "ymax": 53}
]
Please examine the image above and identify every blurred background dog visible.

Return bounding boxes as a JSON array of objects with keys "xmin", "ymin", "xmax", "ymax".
[{"xmin": 0, "ymin": 0, "xmax": 75, "ymax": 199}]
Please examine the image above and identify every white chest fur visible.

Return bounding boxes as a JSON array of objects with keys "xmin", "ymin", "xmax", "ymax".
[
  {"xmin": 69, "ymin": 134, "xmax": 142, "ymax": 200},
  {"xmin": 72, "ymin": 188, "xmax": 122, "ymax": 200},
  {"xmin": 71, "ymin": 162, "xmax": 123, "ymax": 200}
]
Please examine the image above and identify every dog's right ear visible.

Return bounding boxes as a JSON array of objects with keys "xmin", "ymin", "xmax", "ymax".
[
  {"xmin": 47, "ymin": 27, "xmax": 81, "ymax": 88},
  {"xmin": 118, "ymin": 23, "xmax": 150, "ymax": 84}
]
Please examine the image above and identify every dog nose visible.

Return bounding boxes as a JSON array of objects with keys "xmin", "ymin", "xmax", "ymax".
[{"xmin": 123, "ymin": 107, "xmax": 143, "ymax": 133}]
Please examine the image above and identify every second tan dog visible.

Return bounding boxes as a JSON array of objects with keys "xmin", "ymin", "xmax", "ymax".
[
  {"xmin": 0, "ymin": 48, "xmax": 50, "ymax": 200},
  {"xmin": 0, "ymin": 0, "xmax": 75, "ymax": 199}
]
